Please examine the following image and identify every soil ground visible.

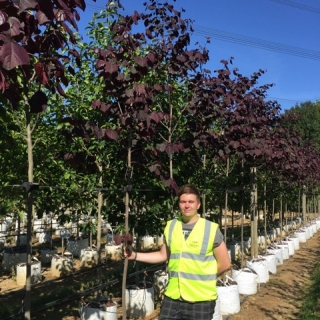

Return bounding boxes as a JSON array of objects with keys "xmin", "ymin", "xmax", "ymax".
[
  {"xmin": 1, "ymin": 217, "xmax": 319, "ymax": 320},
  {"xmin": 229, "ymin": 225, "xmax": 320, "ymax": 320}
]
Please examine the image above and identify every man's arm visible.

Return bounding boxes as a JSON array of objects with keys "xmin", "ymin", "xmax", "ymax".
[
  {"xmin": 214, "ymin": 241, "xmax": 231, "ymax": 276},
  {"xmin": 125, "ymin": 241, "xmax": 170, "ymax": 264}
]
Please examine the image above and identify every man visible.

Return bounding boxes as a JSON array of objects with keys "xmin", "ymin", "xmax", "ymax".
[{"xmin": 124, "ymin": 184, "xmax": 231, "ymax": 320}]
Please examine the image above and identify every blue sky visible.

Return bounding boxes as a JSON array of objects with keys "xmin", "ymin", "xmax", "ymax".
[{"xmin": 79, "ymin": 0, "xmax": 320, "ymax": 112}]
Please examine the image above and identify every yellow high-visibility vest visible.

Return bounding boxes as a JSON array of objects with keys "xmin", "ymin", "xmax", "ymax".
[{"xmin": 164, "ymin": 217, "xmax": 218, "ymax": 302}]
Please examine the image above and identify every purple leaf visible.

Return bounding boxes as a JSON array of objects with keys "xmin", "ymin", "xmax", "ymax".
[
  {"xmin": 165, "ymin": 144, "xmax": 174, "ymax": 155},
  {"xmin": 67, "ymin": 65, "xmax": 75, "ymax": 75},
  {"xmin": 56, "ymin": 83, "xmax": 66, "ymax": 97},
  {"xmin": 34, "ymin": 62, "xmax": 49, "ymax": 85},
  {"xmin": 36, "ymin": 9, "xmax": 51, "ymax": 25},
  {"xmin": 153, "ymin": 84, "xmax": 162, "ymax": 92},
  {"xmin": 134, "ymin": 56, "xmax": 148, "ymax": 67},
  {"xmin": 230, "ymin": 140, "xmax": 240, "ymax": 149},
  {"xmin": 156, "ymin": 143, "xmax": 166, "ymax": 152},
  {"xmin": 150, "ymin": 111, "xmax": 163, "ymax": 123},
  {"xmin": 74, "ymin": 0, "xmax": 86, "ymax": 11},
  {"xmin": 6, "ymin": 17, "xmax": 23, "ymax": 38},
  {"xmin": 104, "ymin": 61, "xmax": 118, "ymax": 74},
  {"xmin": 133, "ymin": 83, "xmax": 147, "ymax": 95},
  {"xmin": 160, "ymin": 177, "xmax": 172, "ymax": 187},
  {"xmin": 17, "ymin": 0, "xmax": 38, "ymax": 14},
  {"xmin": 38, "ymin": 0, "xmax": 54, "ymax": 20},
  {"xmin": 147, "ymin": 52, "xmax": 157, "ymax": 64},
  {"xmin": 148, "ymin": 164, "xmax": 157, "ymax": 172},
  {"xmin": 0, "ymin": 11, "xmax": 8, "ymax": 25},
  {"xmin": 105, "ymin": 129, "xmax": 119, "ymax": 141},
  {"xmin": 29, "ymin": 90, "xmax": 48, "ymax": 113},
  {"xmin": 100, "ymin": 102, "xmax": 111, "ymax": 112},
  {"xmin": 0, "ymin": 38, "xmax": 30, "ymax": 70},
  {"xmin": 60, "ymin": 21, "xmax": 76, "ymax": 44}
]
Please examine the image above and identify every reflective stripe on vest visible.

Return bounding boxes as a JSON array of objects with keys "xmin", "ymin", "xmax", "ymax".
[
  {"xmin": 168, "ymin": 271, "xmax": 217, "ymax": 281},
  {"xmin": 167, "ymin": 218, "xmax": 177, "ymax": 247},
  {"xmin": 170, "ymin": 252, "xmax": 216, "ymax": 261}
]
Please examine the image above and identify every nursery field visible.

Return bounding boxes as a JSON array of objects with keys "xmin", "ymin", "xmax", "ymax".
[
  {"xmin": 7, "ymin": 227, "xmax": 319, "ymax": 320},
  {"xmin": 1, "ymin": 216, "xmax": 319, "ymax": 320}
]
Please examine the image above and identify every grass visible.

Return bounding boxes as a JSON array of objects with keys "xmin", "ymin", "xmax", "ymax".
[{"xmin": 299, "ymin": 259, "xmax": 320, "ymax": 320}]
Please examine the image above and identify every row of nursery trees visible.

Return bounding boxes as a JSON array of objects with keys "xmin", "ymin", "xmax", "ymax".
[{"xmin": 0, "ymin": 0, "xmax": 320, "ymax": 319}]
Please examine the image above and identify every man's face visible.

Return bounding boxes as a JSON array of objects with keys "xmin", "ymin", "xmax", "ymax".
[{"xmin": 179, "ymin": 193, "xmax": 201, "ymax": 219}]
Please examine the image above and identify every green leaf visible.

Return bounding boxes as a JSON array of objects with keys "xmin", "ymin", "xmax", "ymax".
[{"xmin": 64, "ymin": 173, "xmax": 71, "ymax": 179}]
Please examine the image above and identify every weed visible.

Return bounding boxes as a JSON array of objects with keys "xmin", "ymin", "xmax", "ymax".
[{"xmin": 299, "ymin": 260, "xmax": 320, "ymax": 319}]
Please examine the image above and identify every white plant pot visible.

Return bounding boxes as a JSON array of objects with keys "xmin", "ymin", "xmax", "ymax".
[
  {"xmin": 267, "ymin": 246, "xmax": 283, "ymax": 265},
  {"xmin": 35, "ymin": 228, "xmax": 45, "ymax": 239},
  {"xmin": 0, "ymin": 221, "xmax": 7, "ymax": 232},
  {"xmin": 139, "ymin": 235, "xmax": 155, "ymax": 251},
  {"xmin": 231, "ymin": 267, "xmax": 258, "ymax": 295},
  {"xmin": 156, "ymin": 234, "xmax": 164, "ymax": 248},
  {"xmin": 49, "ymin": 218, "xmax": 59, "ymax": 230},
  {"xmin": 51, "ymin": 253, "xmax": 73, "ymax": 277},
  {"xmin": 33, "ymin": 219, "xmax": 43, "ymax": 232},
  {"xmin": 79, "ymin": 300, "xmax": 117, "ymax": 320},
  {"xmin": 262, "ymin": 253, "xmax": 277, "ymax": 274},
  {"xmin": 217, "ymin": 277, "xmax": 240, "ymax": 315},
  {"xmin": 276, "ymin": 243, "xmax": 290, "ymax": 260},
  {"xmin": 105, "ymin": 244, "xmax": 122, "ymax": 261},
  {"xmin": 246, "ymin": 258, "xmax": 269, "ymax": 283},
  {"xmin": 282, "ymin": 240, "xmax": 295, "ymax": 256},
  {"xmin": 126, "ymin": 282, "xmax": 154, "ymax": 318},
  {"xmin": 16, "ymin": 259, "xmax": 41, "ymax": 286},
  {"xmin": 80, "ymin": 248, "xmax": 99, "ymax": 268},
  {"xmin": 294, "ymin": 231, "xmax": 307, "ymax": 243},
  {"xmin": 0, "ymin": 232, "xmax": 6, "ymax": 250}
]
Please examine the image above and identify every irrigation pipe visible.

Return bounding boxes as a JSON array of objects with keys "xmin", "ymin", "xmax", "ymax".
[{"xmin": 0, "ymin": 263, "xmax": 165, "ymax": 320}]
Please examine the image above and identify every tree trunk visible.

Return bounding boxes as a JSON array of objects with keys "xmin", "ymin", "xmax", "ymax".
[
  {"xmin": 263, "ymin": 183, "xmax": 267, "ymax": 251},
  {"xmin": 224, "ymin": 158, "xmax": 229, "ymax": 242},
  {"xmin": 240, "ymin": 160, "xmax": 245, "ymax": 268},
  {"xmin": 168, "ymin": 87, "xmax": 175, "ymax": 217},
  {"xmin": 96, "ymin": 166, "xmax": 103, "ymax": 298},
  {"xmin": 279, "ymin": 193, "xmax": 283, "ymax": 242},
  {"xmin": 272, "ymin": 199, "xmax": 275, "ymax": 222},
  {"xmin": 250, "ymin": 167, "xmax": 258, "ymax": 258},
  {"xmin": 302, "ymin": 188, "xmax": 307, "ymax": 225},
  {"xmin": 17, "ymin": 215, "xmax": 21, "ymax": 248},
  {"xmin": 202, "ymin": 155, "xmax": 206, "ymax": 218},
  {"xmin": 298, "ymin": 189, "xmax": 301, "ymax": 218},
  {"xmin": 122, "ymin": 143, "xmax": 132, "ymax": 320},
  {"xmin": 25, "ymin": 110, "xmax": 34, "ymax": 320}
]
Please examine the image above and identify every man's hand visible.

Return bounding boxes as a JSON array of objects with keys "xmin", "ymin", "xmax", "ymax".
[{"xmin": 122, "ymin": 244, "xmax": 134, "ymax": 260}]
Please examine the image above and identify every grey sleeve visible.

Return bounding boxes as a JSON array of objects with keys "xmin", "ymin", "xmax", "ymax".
[{"xmin": 213, "ymin": 228, "xmax": 224, "ymax": 248}]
